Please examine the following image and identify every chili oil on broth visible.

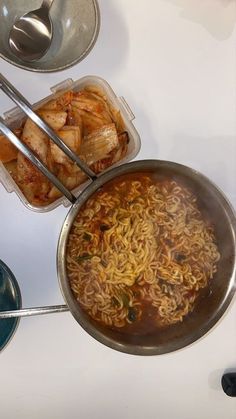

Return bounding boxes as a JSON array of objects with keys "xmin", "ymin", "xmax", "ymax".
[{"xmin": 66, "ymin": 172, "xmax": 220, "ymax": 335}]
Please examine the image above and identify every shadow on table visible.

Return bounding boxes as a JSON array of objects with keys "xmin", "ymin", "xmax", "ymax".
[
  {"xmin": 163, "ymin": 0, "xmax": 236, "ymax": 40},
  {"xmin": 209, "ymin": 367, "xmax": 236, "ymax": 391},
  {"xmin": 129, "ymin": 100, "xmax": 160, "ymax": 160},
  {"xmin": 84, "ymin": 0, "xmax": 129, "ymax": 77}
]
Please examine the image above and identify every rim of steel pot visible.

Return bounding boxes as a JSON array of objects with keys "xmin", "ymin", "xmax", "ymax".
[{"xmin": 57, "ymin": 159, "xmax": 236, "ymax": 355}]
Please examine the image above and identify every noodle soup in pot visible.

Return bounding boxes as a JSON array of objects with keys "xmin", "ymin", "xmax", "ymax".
[
  {"xmin": 66, "ymin": 172, "xmax": 220, "ymax": 334},
  {"xmin": 58, "ymin": 160, "xmax": 236, "ymax": 355}
]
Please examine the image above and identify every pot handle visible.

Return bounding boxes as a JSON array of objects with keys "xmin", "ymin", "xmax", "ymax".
[
  {"xmin": 0, "ymin": 73, "xmax": 97, "ymax": 203},
  {"xmin": 0, "ymin": 304, "xmax": 69, "ymax": 319}
]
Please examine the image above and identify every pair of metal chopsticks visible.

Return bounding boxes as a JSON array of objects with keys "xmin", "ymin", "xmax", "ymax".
[
  {"xmin": 0, "ymin": 74, "xmax": 96, "ymax": 319},
  {"xmin": 0, "ymin": 73, "xmax": 97, "ymax": 203}
]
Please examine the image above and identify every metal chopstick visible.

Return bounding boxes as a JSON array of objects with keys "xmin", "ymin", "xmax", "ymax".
[
  {"xmin": 0, "ymin": 73, "xmax": 97, "ymax": 180},
  {"xmin": 0, "ymin": 305, "xmax": 69, "ymax": 319},
  {"xmin": 0, "ymin": 118, "xmax": 77, "ymax": 203}
]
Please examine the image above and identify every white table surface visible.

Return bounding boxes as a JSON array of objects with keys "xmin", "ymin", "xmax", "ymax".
[{"xmin": 0, "ymin": 1, "xmax": 236, "ymax": 418}]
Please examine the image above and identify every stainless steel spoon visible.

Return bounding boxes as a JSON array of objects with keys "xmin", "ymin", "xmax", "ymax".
[{"xmin": 8, "ymin": 0, "xmax": 55, "ymax": 62}]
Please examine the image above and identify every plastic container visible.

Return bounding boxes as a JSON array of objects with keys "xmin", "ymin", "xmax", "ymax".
[{"xmin": 0, "ymin": 76, "xmax": 141, "ymax": 212}]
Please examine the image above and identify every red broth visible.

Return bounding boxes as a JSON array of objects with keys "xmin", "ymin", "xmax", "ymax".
[{"xmin": 66, "ymin": 172, "xmax": 220, "ymax": 334}]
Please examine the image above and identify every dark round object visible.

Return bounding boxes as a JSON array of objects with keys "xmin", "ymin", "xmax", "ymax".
[
  {"xmin": 0, "ymin": 260, "xmax": 21, "ymax": 351},
  {"xmin": 222, "ymin": 373, "xmax": 236, "ymax": 397}
]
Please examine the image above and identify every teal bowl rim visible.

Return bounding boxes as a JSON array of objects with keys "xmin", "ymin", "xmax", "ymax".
[{"xmin": 0, "ymin": 260, "xmax": 22, "ymax": 352}]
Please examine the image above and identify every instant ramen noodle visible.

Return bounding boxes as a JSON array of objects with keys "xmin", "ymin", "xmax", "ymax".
[{"xmin": 66, "ymin": 172, "xmax": 220, "ymax": 334}]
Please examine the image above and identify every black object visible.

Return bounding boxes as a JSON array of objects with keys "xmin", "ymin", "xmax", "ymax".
[
  {"xmin": 221, "ymin": 373, "xmax": 236, "ymax": 397},
  {"xmin": 0, "ymin": 260, "xmax": 22, "ymax": 351}
]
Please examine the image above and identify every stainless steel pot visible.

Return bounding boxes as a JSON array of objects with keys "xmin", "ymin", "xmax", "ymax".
[
  {"xmin": 1, "ymin": 76, "xmax": 236, "ymax": 355},
  {"xmin": 57, "ymin": 159, "xmax": 236, "ymax": 355}
]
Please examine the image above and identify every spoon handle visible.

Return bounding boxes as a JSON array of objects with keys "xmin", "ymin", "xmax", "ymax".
[
  {"xmin": 0, "ymin": 305, "xmax": 69, "ymax": 319},
  {"xmin": 41, "ymin": 0, "xmax": 55, "ymax": 11}
]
